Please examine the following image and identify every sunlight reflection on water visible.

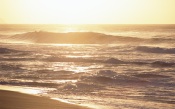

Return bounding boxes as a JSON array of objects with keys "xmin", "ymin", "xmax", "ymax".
[{"xmin": 0, "ymin": 85, "xmax": 55, "ymax": 94}]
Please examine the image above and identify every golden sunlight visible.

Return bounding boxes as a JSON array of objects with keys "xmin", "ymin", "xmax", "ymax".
[
  {"xmin": 0, "ymin": 0, "xmax": 175, "ymax": 24},
  {"xmin": 14, "ymin": 0, "xmax": 108, "ymax": 24}
]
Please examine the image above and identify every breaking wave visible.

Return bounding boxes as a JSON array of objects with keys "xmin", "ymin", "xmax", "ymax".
[
  {"xmin": 45, "ymin": 56, "xmax": 175, "ymax": 67},
  {"xmin": 0, "ymin": 47, "xmax": 20, "ymax": 54},
  {"xmin": 1, "ymin": 31, "xmax": 175, "ymax": 45},
  {"xmin": 136, "ymin": 46, "xmax": 175, "ymax": 54},
  {"xmin": 0, "ymin": 46, "xmax": 174, "ymax": 68},
  {"xmin": 3, "ymin": 31, "xmax": 144, "ymax": 44}
]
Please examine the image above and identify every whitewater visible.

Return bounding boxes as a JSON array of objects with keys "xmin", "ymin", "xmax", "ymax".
[{"xmin": 0, "ymin": 24, "xmax": 175, "ymax": 109}]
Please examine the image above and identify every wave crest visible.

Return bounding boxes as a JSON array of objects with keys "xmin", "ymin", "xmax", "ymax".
[
  {"xmin": 136, "ymin": 46, "xmax": 175, "ymax": 54},
  {"xmin": 7, "ymin": 31, "xmax": 144, "ymax": 44},
  {"xmin": 0, "ymin": 47, "xmax": 20, "ymax": 54}
]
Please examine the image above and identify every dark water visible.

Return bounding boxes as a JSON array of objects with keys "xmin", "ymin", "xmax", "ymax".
[{"xmin": 0, "ymin": 24, "xmax": 175, "ymax": 109}]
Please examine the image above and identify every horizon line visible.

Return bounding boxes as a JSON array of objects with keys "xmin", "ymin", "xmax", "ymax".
[{"xmin": 0, "ymin": 23, "xmax": 175, "ymax": 25}]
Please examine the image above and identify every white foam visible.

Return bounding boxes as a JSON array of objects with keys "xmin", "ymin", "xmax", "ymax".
[{"xmin": 0, "ymin": 85, "xmax": 55, "ymax": 95}]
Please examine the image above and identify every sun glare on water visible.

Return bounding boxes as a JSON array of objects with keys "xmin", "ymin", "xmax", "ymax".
[{"xmin": 0, "ymin": 85, "xmax": 42, "ymax": 94}]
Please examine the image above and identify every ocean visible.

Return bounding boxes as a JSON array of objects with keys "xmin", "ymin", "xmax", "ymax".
[{"xmin": 0, "ymin": 24, "xmax": 175, "ymax": 109}]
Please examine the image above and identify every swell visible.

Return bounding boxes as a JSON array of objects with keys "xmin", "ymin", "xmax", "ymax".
[
  {"xmin": 45, "ymin": 57, "xmax": 175, "ymax": 67},
  {"xmin": 3, "ymin": 31, "xmax": 175, "ymax": 44},
  {"xmin": 6, "ymin": 31, "xmax": 144, "ymax": 44},
  {"xmin": 0, "ymin": 46, "xmax": 174, "ymax": 67},
  {"xmin": 136, "ymin": 46, "xmax": 175, "ymax": 54},
  {"xmin": 0, "ymin": 47, "xmax": 20, "ymax": 54}
]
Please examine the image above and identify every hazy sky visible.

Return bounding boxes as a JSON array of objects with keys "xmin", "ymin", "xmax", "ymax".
[{"xmin": 0, "ymin": 0, "xmax": 175, "ymax": 24}]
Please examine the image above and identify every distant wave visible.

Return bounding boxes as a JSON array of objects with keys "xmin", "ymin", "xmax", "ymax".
[
  {"xmin": 45, "ymin": 57, "xmax": 125, "ymax": 64},
  {"xmin": 7, "ymin": 31, "xmax": 144, "ymax": 44},
  {"xmin": 105, "ymin": 58, "xmax": 175, "ymax": 67},
  {"xmin": 133, "ymin": 73, "xmax": 170, "ymax": 78},
  {"xmin": 136, "ymin": 46, "xmax": 175, "ymax": 54},
  {"xmin": 151, "ymin": 61, "xmax": 175, "ymax": 67},
  {"xmin": 0, "ymin": 64, "xmax": 23, "ymax": 71},
  {"xmin": 149, "ymin": 37, "xmax": 175, "ymax": 43},
  {"xmin": 45, "ymin": 56, "xmax": 175, "ymax": 67},
  {"xmin": 0, "ymin": 47, "xmax": 20, "ymax": 54},
  {"xmin": 3, "ymin": 31, "xmax": 175, "ymax": 44},
  {"xmin": 80, "ymin": 70, "xmax": 149, "ymax": 86},
  {"xmin": 105, "ymin": 58, "xmax": 125, "ymax": 64}
]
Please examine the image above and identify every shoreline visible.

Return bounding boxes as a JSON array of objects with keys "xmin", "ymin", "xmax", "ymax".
[
  {"xmin": 0, "ymin": 85, "xmax": 91, "ymax": 109},
  {"xmin": 0, "ymin": 89, "xmax": 91, "ymax": 109}
]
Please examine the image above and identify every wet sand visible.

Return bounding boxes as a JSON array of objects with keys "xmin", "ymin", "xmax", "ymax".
[{"xmin": 0, "ymin": 90, "xmax": 91, "ymax": 109}]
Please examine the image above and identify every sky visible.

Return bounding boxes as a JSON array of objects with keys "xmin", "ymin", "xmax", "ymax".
[{"xmin": 0, "ymin": 0, "xmax": 175, "ymax": 24}]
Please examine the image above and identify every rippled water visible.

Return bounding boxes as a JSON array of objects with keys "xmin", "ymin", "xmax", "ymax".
[
  {"xmin": 0, "ymin": 24, "xmax": 175, "ymax": 109},
  {"xmin": 0, "ymin": 44, "xmax": 174, "ymax": 109}
]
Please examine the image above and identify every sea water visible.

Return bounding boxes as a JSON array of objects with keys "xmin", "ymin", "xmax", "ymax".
[{"xmin": 0, "ymin": 24, "xmax": 175, "ymax": 109}]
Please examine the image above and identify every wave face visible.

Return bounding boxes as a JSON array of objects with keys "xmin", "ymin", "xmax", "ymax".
[
  {"xmin": 0, "ymin": 24, "xmax": 175, "ymax": 45},
  {"xmin": 1, "ymin": 31, "xmax": 175, "ymax": 45},
  {"xmin": 5, "ymin": 31, "xmax": 145, "ymax": 44},
  {"xmin": 0, "ymin": 48, "xmax": 20, "ymax": 54},
  {"xmin": 136, "ymin": 46, "xmax": 175, "ymax": 54}
]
